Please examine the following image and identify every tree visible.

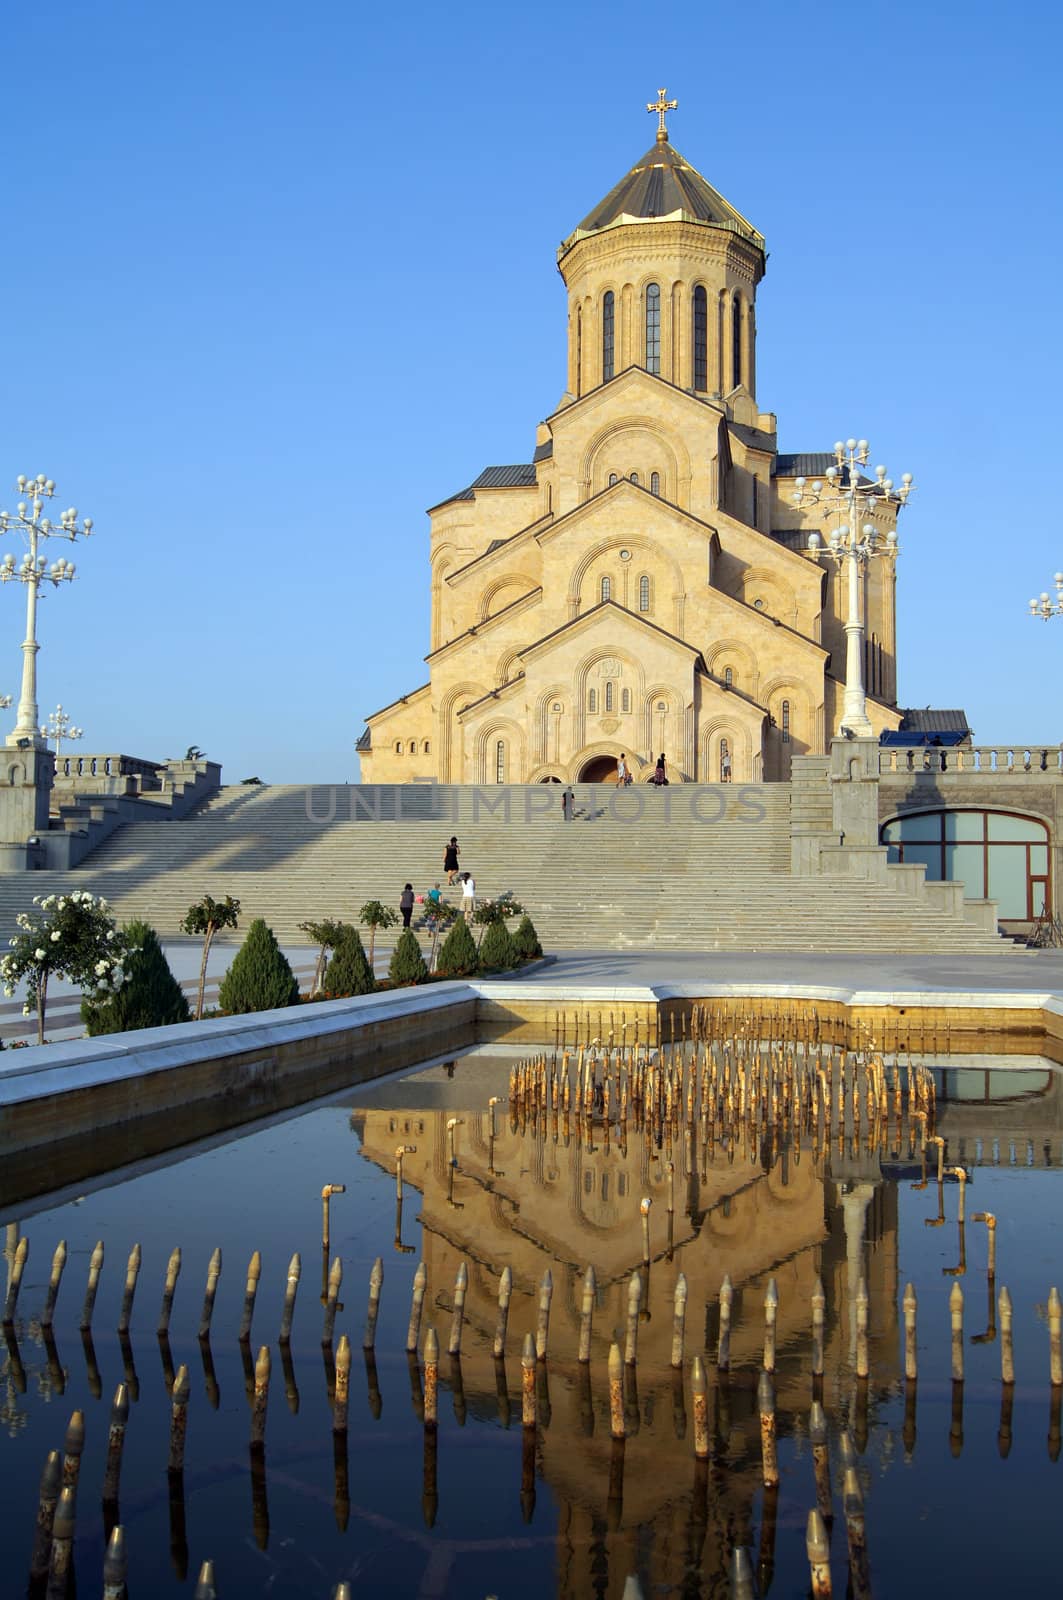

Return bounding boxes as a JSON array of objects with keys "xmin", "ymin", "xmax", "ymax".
[
  {"xmin": 1, "ymin": 891, "xmax": 127, "ymax": 1044},
  {"xmin": 323, "ymin": 926, "xmax": 375, "ymax": 995},
  {"xmin": 512, "ymin": 915, "xmax": 543, "ymax": 960},
  {"xmin": 388, "ymin": 928, "xmax": 428, "ymax": 986},
  {"xmin": 218, "ymin": 918, "xmax": 300, "ymax": 1014},
  {"xmin": 359, "ymin": 900, "xmax": 399, "ymax": 971},
  {"xmin": 421, "ymin": 897, "xmax": 459, "ymax": 973},
  {"xmin": 436, "ymin": 917, "xmax": 478, "ymax": 977},
  {"xmin": 472, "ymin": 891, "xmax": 526, "ymax": 950},
  {"xmin": 82, "ymin": 920, "xmax": 190, "ymax": 1035},
  {"xmin": 298, "ymin": 917, "xmax": 347, "ymax": 996},
  {"xmin": 478, "ymin": 919, "xmax": 518, "ymax": 972},
  {"xmin": 181, "ymin": 894, "xmax": 241, "ymax": 1019}
]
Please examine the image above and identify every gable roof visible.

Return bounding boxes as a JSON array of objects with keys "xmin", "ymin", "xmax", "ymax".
[{"xmin": 429, "ymin": 463, "xmax": 538, "ymax": 514}]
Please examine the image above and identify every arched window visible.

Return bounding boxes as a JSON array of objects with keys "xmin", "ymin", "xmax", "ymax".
[
  {"xmin": 639, "ymin": 575, "xmax": 650, "ymax": 612},
  {"xmin": 693, "ymin": 285, "xmax": 708, "ymax": 391},
  {"xmin": 719, "ymin": 738, "xmax": 730, "ymax": 781},
  {"xmin": 409, "ymin": 740, "xmax": 416, "ymax": 754},
  {"xmin": 608, "ymin": 472, "xmax": 618, "ymax": 486},
  {"xmin": 724, "ymin": 667, "xmax": 733, "ymax": 688},
  {"xmin": 645, "ymin": 283, "xmax": 661, "ymax": 375},
  {"xmin": 621, "ymin": 688, "xmax": 631, "ymax": 713},
  {"xmin": 495, "ymin": 740, "xmax": 506, "ymax": 783},
  {"xmin": 732, "ymin": 294, "xmax": 742, "ymax": 390},
  {"xmin": 422, "ymin": 740, "xmax": 430, "ymax": 754},
  {"xmin": 602, "ymin": 290, "xmax": 615, "ymax": 382},
  {"xmin": 588, "ymin": 688, "xmax": 597, "ymax": 713},
  {"xmin": 600, "ymin": 575, "xmax": 611, "ymax": 602},
  {"xmin": 630, "ymin": 472, "xmax": 639, "ymax": 485},
  {"xmin": 881, "ymin": 810, "xmax": 1050, "ymax": 922},
  {"xmin": 605, "ymin": 680, "xmax": 614, "ymax": 713},
  {"xmin": 650, "ymin": 471, "xmax": 660, "ymax": 496},
  {"xmin": 394, "ymin": 741, "xmax": 402, "ymax": 754},
  {"xmin": 781, "ymin": 700, "xmax": 791, "ymax": 744},
  {"xmin": 575, "ymin": 307, "xmax": 582, "ymax": 396}
]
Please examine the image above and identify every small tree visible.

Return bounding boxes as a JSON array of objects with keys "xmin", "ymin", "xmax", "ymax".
[
  {"xmin": 82, "ymin": 920, "xmax": 190, "ymax": 1035},
  {"xmin": 182, "ymin": 894, "xmax": 241, "ymax": 1019},
  {"xmin": 299, "ymin": 917, "xmax": 347, "ymax": 996},
  {"xmin": 1, "ymin": 891, "xmax": 127, "ymax": 1044},
  {"xmin": 388, "ymin": 928, "xmax": 428, "ymax": 986},
  {"xmin": 359, "ymin": 900, "xmax": 399, "ymax": 971},
  {"xmin": 218, "ymin": 918, "xmax": 300, "ymax": 1014},
  {"xmin": 323, "ymin": 926, "xmax": 375, "ymax": 996},
  {"xmin": 436, "ymin": 917, "xmax": 478, "ymax": 977},
  {"xmin": 422, "ymin": 898, "xmax": 459, "ymax": 973},
  {"xmin": 512, "ymin": 915, "xmax": 543, "ymax": 961},
  {"xmin": 478, "ymin": 919, "xmax": 518, "ymax": 973},
  {"xmin": 472, "ymin": 891, "xmax": 526, "ymax": 950}
]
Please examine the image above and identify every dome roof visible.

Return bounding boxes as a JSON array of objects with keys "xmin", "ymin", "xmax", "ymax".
[{"xmin": 560, "ymin": 140, "xmax": 764, "ymax": 258}]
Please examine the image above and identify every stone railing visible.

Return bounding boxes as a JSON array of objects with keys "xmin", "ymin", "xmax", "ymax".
[
  {"xmin": 879, "ymin": 745, "xmax": 1063, "ymax": 776},
  {"xmin": 52, "ymin": 752, "xmax": 165, "ymax": 798}
]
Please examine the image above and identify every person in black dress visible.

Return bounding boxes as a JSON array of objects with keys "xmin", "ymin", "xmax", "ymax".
[{"xmin": 443, "ymin": 837, "xmax": 460, "ymax": 884}]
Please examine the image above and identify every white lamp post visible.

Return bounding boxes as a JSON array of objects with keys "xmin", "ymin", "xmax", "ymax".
[
  {"xmin": 0, "ymin": 475, "xmax": 93, "ymax": 749},
  {"xmin": 40, "ymin": 704, "xmax": 83, "ymax": 762},
  {"xmin": 1029, "ymin": 577, "xmax": 1063, "ymax": 621},
  {"xmin": 792, "ymin": 440, "xmax": 913, "ymax": 738}
]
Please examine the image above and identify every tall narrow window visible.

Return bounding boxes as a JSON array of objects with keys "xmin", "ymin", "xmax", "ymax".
[
  {"xmin": 645, "ymin": 283, "xmax": 661, "ymax": 374},
  {"xmin": 752, "ymin": 476, "xmax": 759, "ymax": 526},
  {"xmin": 724, "ymin": 667, "xmax": 733, "ymax": 687},
  {"xmin": 575, "ymin": 308, "xmax": 582, "ymax": 397},
  {"xmin": 496, "ymin": 740, "xmax": 505, "ymax": 783},
  {"xmin": 630, "ymin": 472, "xmax": 639, "ymax": 485},
  {"xmin": 693, "ymin": 285, "xmax": 708, "ymax": 391},
  {"xmin": 588, "ymin": 688, "xmax": 597, "ymax": 713},
  {"xmin": 608, "ymin": 472, "xmax": 618, "ymax": 486},
  {"xmin": 621, "ymin": 687, "xmax": 631, "ymax": 713},
  {"xmin": 650, "ymin": 471, "xmax": 660, "ymax": 496},
  {"xmin": 602, "ymin": 290, "xmax": 615, "ymax": 381},
  {"xmin": 639, "ymin": 575, "xmax": 650, "ymax": 612},
  {"xmin": 732, "ymin": 294, "xmax": 742, "ymax": 389},
  {"xmin": 600, "ymin": 575, "xmax": 611, "ymax": 602},
  {"xmin": 605, "ymin": 680, "xmax": 614, "ymax": 713},
  {"xmin": 782, "ymin": 700, "xmax": 791, "ymax": 744}
]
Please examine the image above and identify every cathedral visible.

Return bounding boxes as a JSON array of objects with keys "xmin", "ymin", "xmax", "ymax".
[{"xmin": 358, "ymin": 96, "xmax": 904, "ymax": 785}]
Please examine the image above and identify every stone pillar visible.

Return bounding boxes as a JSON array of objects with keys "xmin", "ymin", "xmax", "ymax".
[
  {"xmin": 829, "ymin": 736, "xmax": 880, "ymax": 848},
  {"xmin": 0, "ymin": 746, "xmax": 53, "ymax": 870}
]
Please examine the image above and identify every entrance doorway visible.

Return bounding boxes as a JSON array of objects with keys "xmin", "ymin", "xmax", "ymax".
[{"xmin": 578, "ymin": 755, "xmax": 621, "ymax": 784}]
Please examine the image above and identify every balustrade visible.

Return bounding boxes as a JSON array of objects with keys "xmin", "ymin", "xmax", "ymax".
[{"xmin": 879, "ymin": 745, "xmax": 1063, "ymax": 776}]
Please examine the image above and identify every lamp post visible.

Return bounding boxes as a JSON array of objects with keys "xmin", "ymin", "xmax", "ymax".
[
  {"xmin": 791, "ymin": 440, "xmax": 913, "ymax": 738},
  {"xmin": 1029, "ymin": 577, "xmax": 1063, "ymax": 621},
  {"xmin": 40, "ymin": 704, "xmax": 83, "ymax": 762},
  {"xmin": 0, "ymin": 475, "xmax": 93, "ymax": 749}
]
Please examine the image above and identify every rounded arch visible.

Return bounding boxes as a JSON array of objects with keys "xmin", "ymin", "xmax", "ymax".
[
  {"xmin": 475, "ymin": 717, "xmax": 527, "ymax": 785},
  {"xmin": 476, "ymin": 573, "xmax": 538, "ymax": 623},
  {"xmin": 578, "ymin": 414, "xmax": 692, "ymax": 504},
  {"xmin": 495, "ymin": 648, "xmax": 521, "ymax": 688},
  {"xmin": 707, "ymin": 638, "xmax": 759, "ymax": 698},
  {"xmin": 574, "ymin": 742, "xmax": 650, "ymax": 785},
  {"xmin": 700, "ymin": 715, "xmax": 756, "ymax": 784},
  {"xmin": 438, "ymin": 679, "xmax": 489, "ymax": 784},
  {"xmin": 739, "ymin": 566, "xmax": 798, "ymax": 626},
  {"xmin": 526, "ymin": 763, "xmax": 567, "ymax": 784},
  {"xmin": 430, "ymin": 541, "xmax": 462, "ymax": 651},
  {"xmin": 534, "ymin": 685, "xmax": 568, "ymax": 767},
  {"xmin": 568, "ymin": 532, "xmax": 685, "ymax": 619}
]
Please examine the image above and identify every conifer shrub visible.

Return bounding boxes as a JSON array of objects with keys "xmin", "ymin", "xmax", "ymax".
[
  {"xmin": 217, "ymin": 918, "xmax": 300, "ymax": 1014},
  {"xmin": 388, "ymin": 928, "xmax": 428, "ymax": 986},
  {"xmin": 436, "ymin": 917, "xmax": 478, "ymax": 976},
  {"xmin": 478, "ymin": 919, "xmax": 518, "ymax": 972},
  {"xmin": 322, "ymin": 926, "xmax": 375, "ymax": 996},
  {"xmin": 512, "ymin": 915, "xmax": 543, "ymax": 960},
  {"xmin": 82, "ymin": 920, "xmax": 190, "ymax": 1035}
]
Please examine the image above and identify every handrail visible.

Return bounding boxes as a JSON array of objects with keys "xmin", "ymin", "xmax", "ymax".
[{"xmin": 879, "ymin": 745, "xmax": 1063, "ymax": 775}]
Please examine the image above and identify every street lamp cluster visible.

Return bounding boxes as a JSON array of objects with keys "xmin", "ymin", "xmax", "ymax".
[
  {"xmin": 0, "ymin": 475, "xmax": 93, "ymax": 749},
  {"xmin": 791, "ymin": 439, "xmax": 914, "ymax": 738},
  {"xmin": 41, "ymin": 704, "xmax": 83, "ymax": 761},
  {"xmin": 1029, "ymin": 577, "xmax": 1063, "ymax": 622}
]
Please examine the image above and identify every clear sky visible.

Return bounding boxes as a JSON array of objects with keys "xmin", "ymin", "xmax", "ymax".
[{"xmin": 2, "ymin": 0, "xmax": 1060, "ymax": 783}]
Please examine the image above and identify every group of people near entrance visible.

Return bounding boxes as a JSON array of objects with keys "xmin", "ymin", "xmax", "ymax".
[
  {"xmin": 397, "ymin": 836, "xmax": 476, "ymax": 930},
  {"xmin": 616, "ymin": 752, "xmax": 669, "ymax": 786}
]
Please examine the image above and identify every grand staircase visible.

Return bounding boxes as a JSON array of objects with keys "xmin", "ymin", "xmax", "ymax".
[{"xmin": 0, "ymin": 783, "xmax": 1010, "ymax": 952}]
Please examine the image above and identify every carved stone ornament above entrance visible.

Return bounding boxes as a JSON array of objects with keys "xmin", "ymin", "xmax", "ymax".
[
  {"xmin": 599, "ymin": 658, "xmax": 622, "ymax": 677},
  {"xmin": 600, "ymin": 717, "xmax": 620, "ymax": 734}
]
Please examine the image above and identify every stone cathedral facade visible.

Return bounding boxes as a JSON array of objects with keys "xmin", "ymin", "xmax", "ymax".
[{"xmin": 358, "ymin": 99, "xmax": 903, "ymax": 785}]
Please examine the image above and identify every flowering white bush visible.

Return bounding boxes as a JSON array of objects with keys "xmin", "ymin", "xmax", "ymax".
[{"xmin": 1, "ymin": 891, "xmax": 129, "ymax": 1044}]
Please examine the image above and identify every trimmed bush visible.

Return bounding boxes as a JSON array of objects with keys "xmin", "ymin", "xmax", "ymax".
[
  {"xmin": 323, "ymin": 926, "xmax": 375, "ymax": 996},
  {"xmin": 512, "ymin": 915, "xmax": 543, "ymax": 960},
  {"xmin": 478, "ymin": 919, "xmax": 518, "ymax": 972},
  {"xmin": 218, "ymin": 918, "xmax": 300, "ymax": 1014},
  {"xmin": 82, "ymin": 920, "xmax": 190, "ymax": 1035},
  {"xmin": 436, "ymin": 917, "xmax": 478, "ymax": 976},
  {"xmin": 388, "ymin": 928, "xmax": 428, "ymax": 986}
]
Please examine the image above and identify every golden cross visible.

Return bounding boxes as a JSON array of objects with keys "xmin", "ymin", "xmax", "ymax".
[{"xmin": 647, "ymin": 87, "xmax": 677, "ymax": 142}]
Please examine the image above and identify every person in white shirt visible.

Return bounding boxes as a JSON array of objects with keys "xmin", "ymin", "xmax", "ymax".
[
  {"xmin": 461, "ymin": 872, "xmax": 476, "ymax": 924},
  {"xmin": 617, "ymin": 752, "xmax": 628, "ymax": 786}
]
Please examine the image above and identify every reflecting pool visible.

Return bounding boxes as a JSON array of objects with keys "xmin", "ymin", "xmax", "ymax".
[{"xmin": 1, "ymin": 1038, "xmax": 1061, "ymax": 1597}]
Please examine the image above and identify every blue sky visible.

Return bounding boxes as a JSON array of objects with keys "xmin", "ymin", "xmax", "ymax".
[{"xmin": 3, "ymin": 0, "xmax": 1060, "ymax": 783}]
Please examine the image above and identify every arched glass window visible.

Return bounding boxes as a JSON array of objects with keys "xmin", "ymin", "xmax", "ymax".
[
  {"xmin": 395, "ymin": 741, "xmax": 402, "ymax": 754},
  {"xmin": 781, "ymin": 700, "xmax": 791, "ymax": 744},
  {"xmin": 881, "ymin": 810, "xmax": 1050, "ymax": 921},
  {"xmin": 422, "ymin": 740, "xmax": 430, "ymax": 754},
  {"xmin": 645, "ymin": 283, "xmax": 661, "ymax": 374},
  {"xmin": 630, "ymin": 472, "xmax": 639, "ymax": 485},
  {"xmin": 575, "ymin": 307, "xmax": 582, "ymax": 396},
  {"xmin": 693, "ymin": 285, "xmax": 708, "ymax": 391},
  {"xmin": 588, "ymin": 688, "xmax": 597, "ymax": 713},
  {"xmin": 650, "ymin": 471, "xmax": 660, "ymax": 496},
  {"xmin": 621, "ymin": 687, "xmax": 631, "ymax": 713},
  {"xmin": 409, "ymin": 740, "xmax": 416, "ymax": 754},
  {"xmin": 602, "ymin": 290, "xmax": 615, "ymax": 382},
  {"xmin": 724, "ymin": 667, "xmax": 733, "ymax": 687},
  {"xmin": 495, "ymin": 740, "xmax": 505, "ymax": 783},
  {"xmin": 639, "ymin": 575, "xmax": 650, "ymax": 612},
  {"xmin": 608, "ymin": 472, "xmax": 618, "ymax": 486},
  {"xmin": 600, "ymin": 575, "xmax": 611, "ymax": 602},
  {"xmin": 605, "ymin": 680, "xmax": 614, "ymax": 713},
  {"xmin": 732, "ymin": 294, "xmax": 742, "ymax": 390}
]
